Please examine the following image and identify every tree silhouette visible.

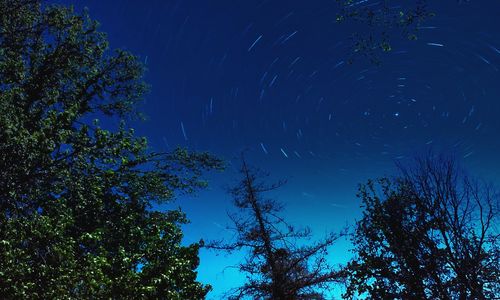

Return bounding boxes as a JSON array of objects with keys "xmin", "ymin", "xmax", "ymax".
[
  {"xmin": 345, "ymin": 154, "xmax": 499, "ymax": 299},
  {"xmin": 207, "ymin": 157, "xmax": 343, "ymax": 300},
  {"xmin": 0, "ymin": 0, "xmax": 222, "ymax": 298}
]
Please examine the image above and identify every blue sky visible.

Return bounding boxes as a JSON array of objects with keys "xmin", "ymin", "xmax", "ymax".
[{"xmin": 58, "ymin": 0, "xmax": 500, "ymax": 298}]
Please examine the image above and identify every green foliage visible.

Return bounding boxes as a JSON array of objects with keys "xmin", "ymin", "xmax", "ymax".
[
  {"xmin": 335, "ymin": 0, "xmax": 435, "ymax": 64},
  {"xmin": 0, "ymin": 0, "xmax": 222, "ymax": 298}
]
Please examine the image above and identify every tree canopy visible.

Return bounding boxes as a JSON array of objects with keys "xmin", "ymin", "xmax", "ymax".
[
  {"xmin": 345, "ymin": 155, "xmax": 499, "ymax": 299},
  {"xmin": 1, "ymin": 1, "xmax": 497, "ymax": 299},
  {"xmin": 0, "ymin": 0, "xmax": 222, "ymax": 298},
  {"xmin": 335, "ymin": 0, "xmax": 435, "ymax": 64}
]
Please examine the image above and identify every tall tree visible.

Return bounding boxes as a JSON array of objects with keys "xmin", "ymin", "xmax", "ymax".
[
  {"xmin": 207, "ymin": 158, "xmax": 342, "ymax": 300},
  {"xmin": 0, "ymin": 0, "xmax": 222, "ymax": 298},
  {"xmin": 345, "ymin": 155, "xmax": 499, "ymax": 299}
]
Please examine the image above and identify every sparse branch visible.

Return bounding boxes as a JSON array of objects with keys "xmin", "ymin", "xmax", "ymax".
[{"xmin": 206, "ymin": 156, "xmax": 342, "ymax": 299}]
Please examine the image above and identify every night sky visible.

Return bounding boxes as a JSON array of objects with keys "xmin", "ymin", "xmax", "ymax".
[{"xmin": 59, "ymin": 1, "xmax": 500, "ymax": 298}]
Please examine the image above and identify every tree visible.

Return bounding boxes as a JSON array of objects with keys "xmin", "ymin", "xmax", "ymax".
[
  {"xmin": 335, "ymin": 0, "xmax": 435, "ymax": 64},
  {"xmin": 0, "ymin": 0, "xmax": 222, "ymax": 298},
  {"xmin": 345, "ymin": 154, "xmax": 499, "ymax": 299},
  {"xmin": 207, "ymin": 158, "xmax": 343, "ymax": 300}
]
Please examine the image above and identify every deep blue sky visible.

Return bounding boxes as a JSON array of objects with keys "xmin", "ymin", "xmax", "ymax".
[{"xmin": 59, "ymin": 0, "xmax": 500, "ymax": 298}]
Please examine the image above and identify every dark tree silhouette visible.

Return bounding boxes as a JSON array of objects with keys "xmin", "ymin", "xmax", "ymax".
[
  {"xmin": 0, "ymin": 0, "xmax": 222, "ymax": 298},
  {"xmin": 207, "ymin": 158, "xmax": 343, "ymax": 300},
  {"xmin": 345, "ymin": 154, "xmax": 499, "ymax": 299}
]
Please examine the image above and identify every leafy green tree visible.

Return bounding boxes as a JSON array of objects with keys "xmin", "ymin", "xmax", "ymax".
[
  {"xmin": 207, "ymin": 158, "xmax": 342, "ymax": 300},
  {"xmin": 345, "ymin": 155, "xmax": 499, "ymax": 299},
  {"xmin": 0, "ymin": 0, "xmax": 222, "ymax": 298}
]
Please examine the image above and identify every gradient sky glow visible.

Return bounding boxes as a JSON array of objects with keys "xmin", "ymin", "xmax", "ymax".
[{"xmin": 58, "ymin": 1, "xmax": 500, "ymax": 298}]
